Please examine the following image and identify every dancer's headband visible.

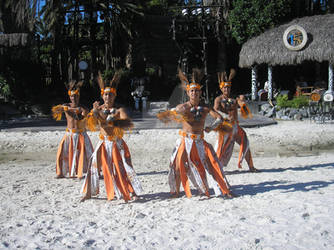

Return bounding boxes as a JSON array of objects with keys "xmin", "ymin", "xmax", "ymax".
[
  {"xmin": 101, "ymin": 87, "xmax": 117, "ymax": 96},
  {"xmin": 219, "ymin": 81, "xmax": 232, "ymax": 89},
  {"xmin": 68, "ymin": 89, "xmax": 80, "ymax": 96},
  {"xmin": 186, "ymin": 83, "xmax": 201, "ymax": 91}
]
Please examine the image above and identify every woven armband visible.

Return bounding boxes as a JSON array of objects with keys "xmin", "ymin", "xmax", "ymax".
[{"xmin": 208, "ymin": 118, "xmax": 222, "ymax": 130}]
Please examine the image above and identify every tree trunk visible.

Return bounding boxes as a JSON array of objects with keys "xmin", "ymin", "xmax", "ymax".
[
  {"xmin": 51, "ymin": 23, "xmax": 61, "ymax": 85},
  {"xmin": 89, "ymin": 2, "xmax": 97, "ymax": 80}
]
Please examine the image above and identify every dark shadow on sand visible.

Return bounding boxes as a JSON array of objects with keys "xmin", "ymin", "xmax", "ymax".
[
  {"xmin": 132, "ymin": 191, "xmax": 172, "ymax": 203},
  {"xmin": 233, "ymin": 179, "xmax": 334, "ymax": 196},
  {"xmin": 0, "ymin": 118, "xmax": 66, "ymax": 130},
  {"xmin": 81, "ymin": 163, "xmax": 334, "ymax": 202},
  {"xmin": 224, "ymin": 169, "xmax": 260, "ymax": 175},
  {"xmin": 225, "ymin": 162, "xmax": 334, "ymax": 175},
  {"xmin": 137, "ymin": 170, "xmax": 168, "ymax": 176},
  {"xmin": 259, "ymin": 162, "xmax": 334, "ymax": 173},
  {"xmin": 132, "ymin": 189, "xmax": 231, "ymax": 203}
]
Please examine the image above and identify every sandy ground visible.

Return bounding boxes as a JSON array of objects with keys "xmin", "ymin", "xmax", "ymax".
[{"xmin": 0, "ymin": 120, "xmax": 334, "ymax": 249}]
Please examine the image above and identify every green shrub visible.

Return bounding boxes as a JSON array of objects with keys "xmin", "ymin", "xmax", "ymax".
[
  {"xmin": 0, "ymin": 75, "xmax": 11, "ymax": 99},
  {"xmin": 290, "ymin": 96, "xmax": 309, "ymax": 108},
  {"xmin": 145, "ymin": 67, "xmax": 156, "ymax": 76},
  {"xmin": 276, "ymin": 94, "xmax": 289, "ymax": 108},
  {"xmin": 276, "ymin": 94, "xmax": 309, "ymax": 109}
]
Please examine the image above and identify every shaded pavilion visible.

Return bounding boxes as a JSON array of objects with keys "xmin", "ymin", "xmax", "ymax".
[
  {"xmin": 0, "ymin": 33, "xmax": 30, "ymax": 71},
  {"xmin": 0, "ymin": 33, "xmax": 29, "ymax": 48},
  {"xmin": 238, "ymin": 14, "xmax": 334, "ymax": 101}
]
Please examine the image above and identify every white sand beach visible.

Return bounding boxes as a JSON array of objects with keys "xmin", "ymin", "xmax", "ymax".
[{"xmin": 0, "ymin": 120, "xmax": 334, "ymax": 249}]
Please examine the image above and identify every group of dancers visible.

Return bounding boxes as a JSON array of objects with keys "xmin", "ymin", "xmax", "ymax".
[{"xmin": 52, "ymin": 68, "xmax": 258, "ymax": 202}]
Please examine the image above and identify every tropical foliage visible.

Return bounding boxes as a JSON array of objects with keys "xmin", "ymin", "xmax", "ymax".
[
  {"xmin": 228, "ymin": 0, "xmax": 293, "ymax": 44},
  {"xmin": 0, "ymin": 0, "xmax": 332, "ymax": 108},
  {"xmin": 0, "ymin": 75, "xmax": 11, "ymax": 100},
  {"xmin": 0, "ymin": 0, "xmax": 40, "ymax": 33},
  {"xmin": 276, "ymin": 94, "xmax": 309, "ymax": 109}
]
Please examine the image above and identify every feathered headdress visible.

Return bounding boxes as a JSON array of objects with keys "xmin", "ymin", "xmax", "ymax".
[
  {"xmin": 218, "ymin": 69, "xmax": 236, "ymax": 89},
  {"xmin": 51, "ymin": 80, "xmax": 83, "ymax": 120},
  {"xmin": 178, "ymin": 68, "xmax": 203, "ymax": 91},
  {"xmin": 97, "ymin": 71, "xmax": 121, "ymax": 96},
  {"xmin": 66, "ymin": 80, "xmax": 83, "ymax": 96}
]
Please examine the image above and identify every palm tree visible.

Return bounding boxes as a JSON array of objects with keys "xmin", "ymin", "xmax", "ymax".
[
  {"xmin": 209, "ymin": 0, "xmax": 231, "ymax": 72},
  {"xmin": 40, "ymin": 0, "xmax": 67, "ymax": 85},
  {"xmin": 96, "ymin": 0, "xmax": 143, "ymax": 70},
  {"xmin": 0, "ymin": 0, "xmax": 42, "ymax": 102},
  {"xmin": 0, "ymin": 0, "xmax": 40, "ymax": 33},
  {"xmin": 40, "ymin": 0, "xmax": 143, "ymax": 84}
]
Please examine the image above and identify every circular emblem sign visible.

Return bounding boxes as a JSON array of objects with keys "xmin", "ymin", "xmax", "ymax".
[
  {"xmin": 323, "ymin": 90, "xmax": 334, "ymax": 102},
  {"xmin": 78, "ymin": 61, "xmax": 88, "ymax": 70},
  {"xmin": 283, "ymin": 25, "xmax": 308, "ymax": 51}
]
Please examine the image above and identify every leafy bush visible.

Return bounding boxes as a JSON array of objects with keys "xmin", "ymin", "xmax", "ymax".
[
  {"xmin": 276, "ymin": 94, "xmax": 289, "ymax": 108},
  {"xmin": 228, "ymin": 0, "xmax": 292, "ymax": 44},
  {"xmin": 145, "ymin": 67, "xmax": 156, "ymax": 76},
  {"xmin": 276, "ymin": 94, "xmax": 309, "ymax": 109},
  {"xmin": 0, "ymin": 75, "xmax": 11, "ymax": 100},
  {"xmin": 290, "ymin": 96, "xmax": 309, "ymax": 108}
]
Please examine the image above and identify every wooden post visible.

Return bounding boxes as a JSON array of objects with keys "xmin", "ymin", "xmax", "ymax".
[
  {"xmin": 268, "ymin": 65, "xmax": 273, "ymax": 100},
  {"xmin": 251, "ymin": 65, "xmax": 258, "ymax": 101},
  {"xmin": 323, "ymin": 63, "xmax": 334, "ymax": 102},
  {"xmin": 328, "ymin": 63, "xmax": 333, "ymax": 92}
]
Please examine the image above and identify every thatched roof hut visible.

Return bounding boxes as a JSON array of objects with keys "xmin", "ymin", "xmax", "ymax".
[
  {"xmin": 239, "ymin": 14, "xmax": 334, "ymax": 68},
  {"xmin": 0, "ymin": 33, "xmax": 29, "ymax": 48}
]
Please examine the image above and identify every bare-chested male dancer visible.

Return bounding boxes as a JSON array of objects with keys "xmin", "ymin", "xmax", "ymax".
[
  {"xmin": 214, "ymin": 69, "xmax": 258, "ymax": 172},
  {"xmin": 158, "ymin": 68, "xmax": 234, "ymax": 198},
  {"xmin": 81, "ymin": 72, "xmax": 143, "ymax": 202},
  {"xmin": 52, "ymin": 81, "xmax": 93, "ymax": 179}
]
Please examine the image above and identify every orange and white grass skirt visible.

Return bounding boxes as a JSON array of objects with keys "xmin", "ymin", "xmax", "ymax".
[
  {"xmin": 214, "ymin": 123, "xmax": 250, "ymax": 169},
  {"xmin": 169, "ymin": 131, "xmax": 231, "ymax": 198},
  {"xmin": 81, "ymin": 136, "xmax": 143, "ymax": 201},
  {"xmin": 56, "ymin": 129, "xmax": 93, "ymax": 178}
]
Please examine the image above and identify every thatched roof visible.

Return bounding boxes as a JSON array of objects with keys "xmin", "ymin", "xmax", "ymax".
[
  {"xmin": 239, "ymin": 14, "xmax": 334, "ymax": 68},
  {"xmin": 0, "ymin": 33, "xmax": 29, "ymax": 47}
]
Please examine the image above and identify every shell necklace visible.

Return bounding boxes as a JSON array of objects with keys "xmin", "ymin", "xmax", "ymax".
[
  {"xmin": 189, "ymin": 102, "xmax": 203, "ymax": 121},
  {"xmin": 103, "ymin": 107, "xmax": 116, "ymax": 122}
]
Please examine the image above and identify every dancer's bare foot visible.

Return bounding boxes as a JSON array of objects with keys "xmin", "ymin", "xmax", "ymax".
[
  {"xmin": 200, "ymin": 192, "xmax": 210, "ymax": 198},
  {"xmin": 80, "ymin": 195, "xmax": 90, "ymax": 202},
  {"xmin": 170, "ymin": 193, "xmax": 179, "ymax": 198},
  {"xmin": 224, "ymin": 192, "xmax": 237, "ymax": 199},
  {"xmin": 249, "ymin": 167, "xmax": 260, "ymax": 173},
  {"xmin": 55, "ymin": 175, "xmax": 65, "ymax": 179}
]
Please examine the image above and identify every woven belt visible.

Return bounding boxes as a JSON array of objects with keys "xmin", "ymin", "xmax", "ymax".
[
  {"xmin": 179, "ymin": 130, "xmax": 204, "ymax": 140},
  {"xmin": 99, "ymin": 133, "xmax": 123, "ymax": 141},
  {"xmin": 66, "ymin": 128, "xmax": 85, "ymax": 133}
]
